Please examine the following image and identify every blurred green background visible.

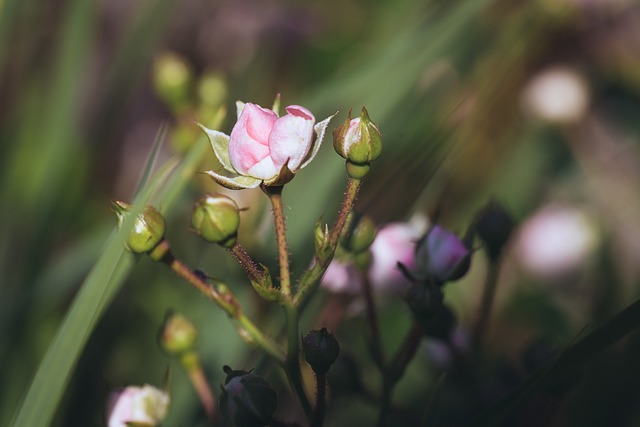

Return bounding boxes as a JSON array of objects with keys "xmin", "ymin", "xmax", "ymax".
[{"xmin": 3, "ymin": 0, "xmax": 640, "ymax": 425}]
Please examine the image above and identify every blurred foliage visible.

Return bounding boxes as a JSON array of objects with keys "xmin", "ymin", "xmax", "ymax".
[{"xmin": 3, "ymin": 0, "xmax": 640, "ymax": 426}]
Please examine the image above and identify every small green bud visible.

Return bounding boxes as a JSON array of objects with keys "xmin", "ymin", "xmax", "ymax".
[
  {"xmin": 112, "ymin": 200, "xmax": 166, "ymax": 254},
  {"xmin": 197, "ymin": 71, "xmax": 228, "ymax": 108},
  {"xmin": 192, "ymin": 193, "xmax": 240, "ymax": 248},
  {"xmin": 159, "ymin": 312, "xmax": 198, "ymax": 356},
  {"xmin": 303, "ymin": 328, "xmax": 341, "ymax": 375},
  {"xmin": 219, "ymin": 366, "xmax": 277, "ymax": 427},
  {"xmin": 333, "ymin": 107, "xmax": 382, "ymax": 175},
  {"xmin": 153, "ymin": 52, "xmax": 193, "ymax": 111},
  {"xmin": 343, "ymin": 214, "xmax": 377, "ymax": 254}
]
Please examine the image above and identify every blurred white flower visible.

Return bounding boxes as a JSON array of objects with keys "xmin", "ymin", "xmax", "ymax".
[
  {"xmin": 516, "ymin": 204, "xmax": 598, "ymax": 278},
  {"xmin": 107, "ymin": 384, "xmax": 170, "ymax": 427},
  {"xmin": 521, "ymin": 66, "xmax": 589, "ymax": 125}
]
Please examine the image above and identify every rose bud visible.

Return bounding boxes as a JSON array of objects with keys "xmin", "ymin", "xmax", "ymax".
[
  {"xmin": 112, "ymin": 200, "xmax": 166, "ymax": 254},
  {"xmin": 333, "ymin": 107, "xmax": 382, "ymax": 179},
  {"xmin": 219, "ymin": 366, "xmax": 277, "ymax": 427},
  {"xmin": 303, "ymin": 328, "xmax": 341, "ymax": 375},
  {"xmin": 415, "ymin": 225, "xmax": 472, "ymax": 285},
  {"xmin": 107, "ymin": 384, "xmax": 170, "ymax": 427},
  {"xmin": 192, "ymin": 193, "xmax": 240, "ymax": 248},
  {"xmin": 342, "ymin": 214, "xmax": 377, "ymax": 254},
  {"xmin": 475, "ymin": 200, "xmax": 514, "ymax": 261},
  {"xmin": 159, "ymin": 312, "xmax": 198, "ymax": 357},
  {"xmin": 152, "ymin": 52, "xmax": 193, "ymax": 112}
]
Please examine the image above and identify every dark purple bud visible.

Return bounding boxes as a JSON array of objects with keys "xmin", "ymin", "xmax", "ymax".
[
  {"xmin": 303, "ymin": 328, "xmax": 340, "ymax": 375},
  {"xmin": 219, "ymin": 366, "xmax": 277, "ymax": 427},
  {"xmin": 475, "ymin": 200, "xmax": 514, "ymax": 261},
  {"xmin": 415, "ymin": 225, "xmax": 472, "ymax": 284}
]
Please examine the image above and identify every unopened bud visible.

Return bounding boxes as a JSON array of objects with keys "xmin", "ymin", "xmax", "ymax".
[
  {"xmin": 333, "ymin": 107, "xmax": 382, "ymax": 178},
  {"xmin": 197, "ymin": 71, "xmax": 228, "ymax": 108},
  {"xmin": 159, "ymin": 312, "xmax": 197, "ymax": 356},
  {"xmin": 153, "ymin": 52, "xmax": 193, "ymax": 111},
  {"xmin": 107, "ymin": 384, "xmax": 170, "ymax": 427},
  {"xmin": 192, "ymin": 193, "xmax": 240, "ymax": 248},
  {"xmin": 112, "ymin": 200, "xmax": 166, "ymax": 254},
  {"xmin": 343, "ymin": 214, "xmax": 377, "ymax": 254},
  {"xmin": 475, "ymin": 200, "xmax": 514, "ymax": 261},
  {"xmin": 303, "ymin": 328, "xmax": 340, "ymax": 375},
  {"xmin": 415, "ymin": 225, "xmax": 472, "ymax": 284},
  {"xmin": 219, "ymin": 366, "xmax": 277, "ymax": 427}
]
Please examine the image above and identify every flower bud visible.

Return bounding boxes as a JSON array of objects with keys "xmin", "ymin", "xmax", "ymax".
[
  {"xmin": 333, "ymin": 107, "xmax": 382, "ymax": 177},
  {"xmin": 219, "ymin": 366, "xmax": 277, "ymax": 427},
  {"xmin": 475, "ymin": 200, "xmax": 514, "ymax": 261},
  {"xmin": 107, "ymin": 384, "xmax": 170, "ymax": 427},
  {"xmin": 153, "ymin": 52, "xmax": 193, "ymax": 112},
  {"xmin": 342, "ymin": 214, "xmax": 377, "ymax": 254},
  {"xmin": 303, "ymin": 328, "xmax": 341, "ymax": 375},
  {"xmin": 112, "ymin": 200, "xmax": 166, "ymax": 254},
  {"xmin": 159, "ymin": 312, "xmax": 198, "ymax": 356},
  {"xmin": 192, "ymin": 193, "xmax": 240, "ymax": 248},
  {"xmin": 197, "ymin": 71, "xmax": 228, "ymax": 108},
  {"xmin": 415, "ymin": 225, "xmax": 472, "ymax": 285}
]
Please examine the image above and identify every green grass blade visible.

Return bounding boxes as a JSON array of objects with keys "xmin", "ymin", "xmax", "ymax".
[{"xmin": 10, "ymin": 134, "xmax": 211, "ymax": 427}]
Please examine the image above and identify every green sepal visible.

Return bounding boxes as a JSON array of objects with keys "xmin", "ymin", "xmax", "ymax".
[
  {"xmin": 202, "ymin": 169, "xmax": 262, "ymax": 190},
  {"xmin": 300, "ymin": 112, "xmax": 337, "ymax": 170},
  {"xmin": 249, "ymin": 264, "xmax": 282, "ymax": 302},
  {"xmin": 196, "ymin": 123, "xmax": 235, "ymax": 172}
]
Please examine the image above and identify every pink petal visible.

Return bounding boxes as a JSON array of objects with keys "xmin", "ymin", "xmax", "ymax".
[
  {"xmin": 229, "ymin": 103, "xmax": 277, "ymax": 177},
  {"xmin": 269, "ymin": 105, "xmax": 315, "ymax": 171}
]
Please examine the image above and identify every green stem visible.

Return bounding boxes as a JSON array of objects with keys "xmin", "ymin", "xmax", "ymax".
[
  {"xmin": 294, "ymin": 177, "xmax": 362, "ymax": 307},
  {"xmin": 181, "ymin": 352, "xmax": 217, "ymax": 422},
  {"xmin": 472, "ymin": 258, "xmax": 501, "ymax": 354},
  {"xmin": 150, "ymin": 240, "xmax": 286, "ymax": 363},
  {"xmin": 266, "ymin": 185, "xmax": 292, "ymax": 298}
]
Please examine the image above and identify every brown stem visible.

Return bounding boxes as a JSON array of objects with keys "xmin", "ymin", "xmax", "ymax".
[
  {"xmin": 311, "ymin": 373, "xmax": 327, "ymax": 427},
  {"xmin": 228, "ymin": 241, "xmax": 266, "ymax": 285},
  {"xmin": 265, "ymin": 185, "xmax": 292, "ymax": 298}
]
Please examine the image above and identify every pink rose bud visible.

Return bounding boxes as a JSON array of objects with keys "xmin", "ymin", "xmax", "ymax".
[
  {"xmin": 107, "ymin": 385, "xmax": 170, "ymax": 427},
  {"xmin": 415, "ymin": 225, "xmax": 472, "ymax": 284},
  {"xmin": 229, "ymin": 103, "xmax": 315, "ymax": 181}
]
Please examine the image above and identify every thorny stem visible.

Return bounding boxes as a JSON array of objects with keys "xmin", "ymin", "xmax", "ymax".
[
  {"xmin": 149, "ymin": 240, "xmax": 286, "ymax": 363},
  {"xmin": 472, "ymin": 257, "xmax": 501, "ymax": 355},
  {"xmin": 328, "ymin": 177, "xmax": 361, "ymax": 249},
  {"xmin": 262, "ymin": 185, "xmax": 312, "ymax": 416},
  {"xmin": 228, "ymin": 241, "xmax": 267, "ymax": 285},
  {"xmin": 265, "ymin": 185, "xmax": 293, "ymax": 298},
  {"xmin": 311, "ymin": 373, "xmax": 327, "ymax": 427},
  {"xmin": 294, "ymin": 177, "xmax": 362, "ymax": 307}
]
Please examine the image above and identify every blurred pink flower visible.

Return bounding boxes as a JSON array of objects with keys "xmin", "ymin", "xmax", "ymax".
[
  {"xmin": 229, "ymin": 103, "xmax": 315, "ymax": 180},
  {"xmin": 415, "ymin": 225, "xmax": 471, "ymax": 284},
  {"xmin": 107, "ymin": 385, "xmax": 169, "ymax": 427},
  {"xmin": 516, "ymin": 204, "xmax": 598, "ymax": 278},
  {"xmin": 321, "ymin": 220, "xmax": 425, "ymax": 294}
]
